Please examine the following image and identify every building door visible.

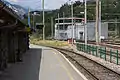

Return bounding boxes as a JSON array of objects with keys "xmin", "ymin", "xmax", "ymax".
[{"xmin": 79, "ymin": 32, "xmax": 83, "ymax": 40}]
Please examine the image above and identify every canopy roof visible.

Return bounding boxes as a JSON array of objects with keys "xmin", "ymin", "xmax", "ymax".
[{"xmin": 0, "ymin": 0, "xmax": 26, "ymax": 26}]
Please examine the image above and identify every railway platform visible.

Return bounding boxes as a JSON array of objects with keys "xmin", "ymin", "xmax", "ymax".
[{"xmin": 0, "ymin": 44, "xmax": 87, "ymax": 80}]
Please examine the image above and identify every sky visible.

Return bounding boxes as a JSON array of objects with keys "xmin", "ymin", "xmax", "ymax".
[{"xmin": 6, "ymin": 0, "xmax": 83, "ymax": 10}]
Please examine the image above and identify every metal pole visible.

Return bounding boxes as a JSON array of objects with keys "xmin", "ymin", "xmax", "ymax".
[
  {"xmin": 96, "ymin": 0, "xmax": 99, "ymax": 45},
  {"xmin": 51, "ymin": 17, "xmax": 54, "ymax": 39},
  {"xmin": 115, "ymin": 18, "xmax": 118, "ymax": 35},
  {"xmin": 63, "ymin": 12, "xmax": 66, "ymax": 39},
  {"xmin": 33, "ymin": 14, "xmax": 35, "ymax": 29},
  {"xmin": 34, "ymin": 14, "xmax": 36, "ymax": 30},
  {"xmin": 63, "ymin": 12, "xmax": 65, "ymax": 30},
  {"xmin": 99, "ymin": 0, "xmax": 101, "ymax": 43},
  {"xmin": 58, "ymin": 13, "xmax": 60, "ymax": 40},
  {"xmin": 42, "ymin": 0, "xmax": 45, "ymax": 40},
  {"xmin": 84, "ymin": 0, "xmax": 87, "ymax": 44},
  {"xmin": 28, "ymin": 8, "xmax": 31, "ymax": 28},
  {"xmin": 71, "ymin": 1, "xmax": 74, "ymax": 45}
]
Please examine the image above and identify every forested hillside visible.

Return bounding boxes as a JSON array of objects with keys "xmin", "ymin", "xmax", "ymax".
[{"xmin": 30, "ymin": 0, "xmax": 120, "ymax": 38}]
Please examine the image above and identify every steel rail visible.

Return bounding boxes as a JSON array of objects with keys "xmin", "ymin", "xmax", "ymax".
[{"xmin": 59, "ymin": 50, "xmax": 99, "ymax": 80}]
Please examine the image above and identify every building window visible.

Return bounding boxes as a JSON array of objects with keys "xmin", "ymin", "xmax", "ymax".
[
  {"xmin": 55, "ymin": 20, "xmax": 58, "ymax": 23},
  {"xmin": 56, "ymin": 19, "xmax": 83, "ymax": 23},
  {"xmin": 75, "ymin": 19, "xmax": 82, "ymax": 23},
  {"xmin": 57, "ymin": 25, "xmax": 68, "ymax": 30},
  {"xmin": 65, "ymin": 19, "xmax": 72, "ymax": 23}
]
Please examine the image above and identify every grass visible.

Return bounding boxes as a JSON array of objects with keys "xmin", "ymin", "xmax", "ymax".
[{"xmin": 30, "ymin": 38, "xmax": 69, "ymax": 47}]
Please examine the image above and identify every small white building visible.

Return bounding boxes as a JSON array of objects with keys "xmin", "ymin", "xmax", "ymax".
[{"xmin": 54, "ymin": 17, "xmax": 108, "ymax": 41}]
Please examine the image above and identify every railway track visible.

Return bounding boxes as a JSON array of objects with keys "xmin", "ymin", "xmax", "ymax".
[
  {"xmin": 86, "ymin": 42, "xmax": 120, "ymax": 50},
  {"xmin": 54, "ymin": 47, "xmax": 120, "ymax": 80}
]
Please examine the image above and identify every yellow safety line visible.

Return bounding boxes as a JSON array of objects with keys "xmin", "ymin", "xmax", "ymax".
[{"xmin": 53, "ymin": 50, "xmax": 74, "ymax": 80}]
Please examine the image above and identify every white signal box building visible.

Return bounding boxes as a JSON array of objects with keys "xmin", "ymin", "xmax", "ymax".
[{"xmin": 54, "ymin": 17, "xmax": 108, "ymax": 41}]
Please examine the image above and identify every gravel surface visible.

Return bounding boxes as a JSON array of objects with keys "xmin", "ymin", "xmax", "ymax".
[{"xmin": 62, "ymin": 53, "xmax": 98, "ymax": 80}]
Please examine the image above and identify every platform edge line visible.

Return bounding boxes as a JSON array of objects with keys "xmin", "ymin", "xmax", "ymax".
[{"xmin": 54, "ymin": 49, "xmax": 88, "ymax": 80}]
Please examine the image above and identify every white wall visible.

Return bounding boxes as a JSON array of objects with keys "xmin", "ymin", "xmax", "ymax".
[{"xmin": 54, "ymin": 22, "xmax": 108, "ymax": 40}]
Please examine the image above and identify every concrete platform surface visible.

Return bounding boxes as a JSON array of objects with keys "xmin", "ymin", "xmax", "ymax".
[{"xmin": 0, "ymin": 44, "xmax": 87, "ymax": 80}]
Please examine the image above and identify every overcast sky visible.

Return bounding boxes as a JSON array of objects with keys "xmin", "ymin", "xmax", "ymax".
[{"xmin": 6, "ymin": 0, "xmax": 83, "ymax": 10}]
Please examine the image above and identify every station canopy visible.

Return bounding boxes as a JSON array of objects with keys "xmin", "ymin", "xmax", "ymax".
[
  {"xmin": 0, "ymin": 0, "xmax": 27, "ymax": 27},
  {"xmin": 1, "ymin": 0, "xmax": 26, "ymax": 20}
]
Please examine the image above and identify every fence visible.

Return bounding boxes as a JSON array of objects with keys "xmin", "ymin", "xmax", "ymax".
[{"xmin": 76, "ymin": 43, "xmax": 119, "ymax": 65}]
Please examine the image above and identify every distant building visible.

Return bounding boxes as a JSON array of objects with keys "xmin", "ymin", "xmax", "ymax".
[{"xmin": 54, "ymin": 17, "xmax": 108, "ymax": 41}]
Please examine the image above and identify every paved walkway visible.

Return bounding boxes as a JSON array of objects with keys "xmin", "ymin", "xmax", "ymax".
[
  {"xmin": 0, "ymin": 46, "xmax": 42, "ymax": 80},
  {"xmin": 0, "ymin": 44, "xmax": 86, "ymax": 80}
]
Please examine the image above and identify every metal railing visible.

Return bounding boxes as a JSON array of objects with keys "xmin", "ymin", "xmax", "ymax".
[{"xmin": 76, "ymin": 43, "xmax": 119, "ymax": 65}]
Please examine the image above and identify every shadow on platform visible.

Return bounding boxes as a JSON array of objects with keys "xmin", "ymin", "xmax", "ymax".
[{"xmin": 0, "ymin": 48, "xmax": 42, "ymax": 80}]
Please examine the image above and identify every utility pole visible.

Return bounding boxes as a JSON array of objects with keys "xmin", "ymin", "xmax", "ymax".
[
  {"xmin": 115, "ymin": 18, "xmax": 118, "ymax": 35},
  {"xmin": 58, "ymin": 13, "xmax": 60, "ymax": 40},
  {"xmin": 84, "ymin": 0, "xmax": 87, "ymax": 44},
  {"xmin": 28, "ymin": 8, "xmax": 31, "ymax": 28},
  {"xmin": 32, "ymin": 13, "xmax": 35, "ymax": 30},
  {"xmin": 42, "ymin": 0, "xmax": 45, "ymax": 40},
  {"xmin": 51, "ymin": 17, "xmax": 54, "ymax": 39},
  {"xmin": 71, "ymin": 1, "xmax": 74, "ymax": 45},
  {"xmin": 99, "ymin": 0, "xmax": 101, "ymax": 43},
  {"xmin": 63, "ymin": 12, "xmax": 65, "ymax": 30},
  {"xmin": 95, "ymin": 0, "xmax": 99, "ymax": 45}
]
